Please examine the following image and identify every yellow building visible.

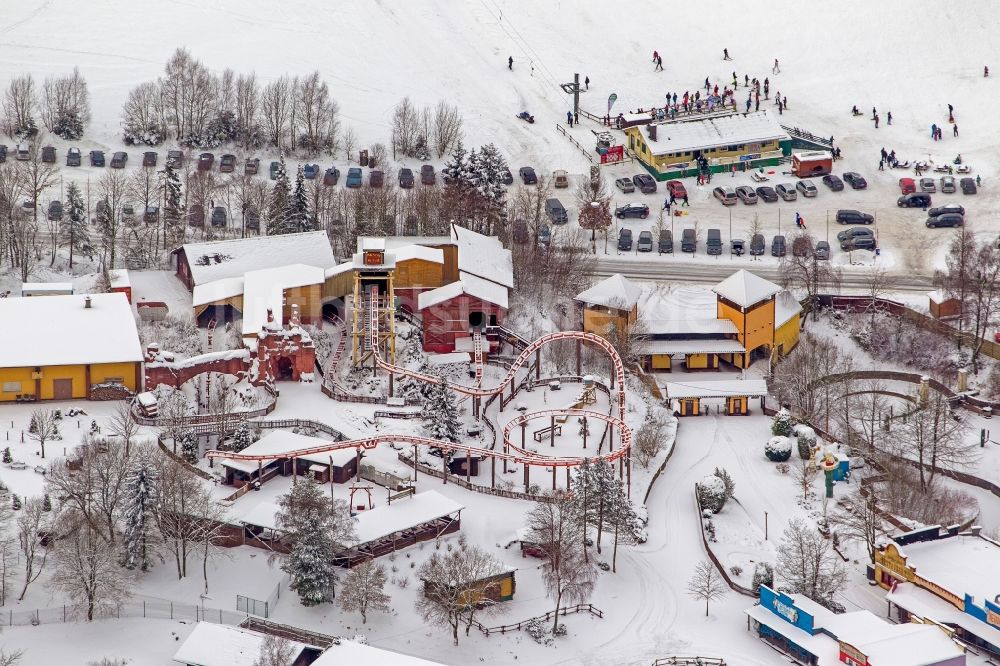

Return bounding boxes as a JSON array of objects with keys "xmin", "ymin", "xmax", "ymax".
[
  {"xmin": 0, "ymin": 293, "xmax": 143, "ymax": 402},
  {"xmin": 575, "ymin": 273, "xmax": 642, "ymax": 337},
  {"xmin": 713, "ymin": 270, "xmax": 801, "ymax": 368}
]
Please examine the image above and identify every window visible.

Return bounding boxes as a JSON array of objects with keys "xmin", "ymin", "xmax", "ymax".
[
  {"xmin": 2, "ymin": 381, "xmax": 22, "ymax": 393},
  {"xmin": 727, "ymin": 145, "xmax": 738, "ymax": 152}
]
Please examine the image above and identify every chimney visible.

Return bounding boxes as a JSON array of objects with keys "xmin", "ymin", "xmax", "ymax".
[
  {"xmin": 84, "ymin": 296, "xmax": 92, "ymax": 309},
  {"xmin": 266, "ymin": 308, "xmax": 274, "ymax": 324},
  {"xmin": 290, "ymin": 303, "xmax": 301, "ymax": 327}
]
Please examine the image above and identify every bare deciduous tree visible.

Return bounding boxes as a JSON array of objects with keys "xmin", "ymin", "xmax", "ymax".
[
  {"xmin": 252, "ymin": 635, "xmax": 295, "ymax": 666},
  {"xmin": 3, "ymin": 74, "xmax": 37, "ymax": 140},
  {"xmin": 686, "ymin": 560, "xmax": 728, "ymax": 616},
  {"xmin": 791, "ymin": 456, "xmax": 819, "ymax": 500},
  {"xmin": 295, "ymin": 71, "xmax": 339, "ymax": 155},
  {"xmin": 261, "ymin": 76, "xmax": 293, "ymax": 149},
  {"xmin": 433, "ymin": 101, "xmax": 463, "ymax": 158},
  {"xmin": 28, "ymin": 408, "xmax": 59, "ymax": 459},
  {"xmin": 41, "ymin": 68, "xmax": 90, "ymax": 137},
  {"xmin": 16, "ymin": 497, "xmax": 49, "ymax": 600},
  {"xmin": 121, "ymin": 81, "xmax": 165, "ymax": 146},
  {"xmin": 391, "ymin": 97, "xmax": 419, "ymax": 158},
  {"xmin": 830, "ymin": 491, "xmax": 887, "ymax": 564},
  {"xmin": 338, "ymin": 559, "xmax": 390, "ymax": 624},
  {"xmin": 777, "ymin": 517, "xmax": 845, "ymax": 608},
  {"xmin": 897, "ymin": 392, "xmax": 974, "ymax": 492},
  {"xmin": 779, "ymin": 232, "xmax": 840, "ymax": 324},
  {"xmin": 415, "ymin": 544, "xmax": 506, "ymax": 644},
  {"xmin": 52, "ymin": 515, "xmax": 134, "ymax": 621},
  {"xmin": 106, "ymin": 401, "xmax": 141, "ymax": 457}
]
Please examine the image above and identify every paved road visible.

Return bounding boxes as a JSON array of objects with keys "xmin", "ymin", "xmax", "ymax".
[{"xmin": 591, "ymin": 257, "xmax": 936, "ymax": 293}]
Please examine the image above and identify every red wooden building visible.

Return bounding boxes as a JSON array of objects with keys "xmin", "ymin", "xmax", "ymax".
[{"xmin": 417, "ymin": 272, "xmax": 508, "ymax": 353}]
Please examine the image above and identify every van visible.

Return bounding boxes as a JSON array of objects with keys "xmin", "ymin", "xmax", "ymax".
[
  {"xmin": 681, "ymin": 228, "xmax": 696, "ymax": 253},
  {"xmin": 771, "ymin": 234, "xmax": 787, "ymax": 257},
  {"xmin": 897, "ymin": 192, "xmax": 931, "ymax": 208},
  {"xmin": 706, "ymin": 228, "xmax": 722, "ymax": 255},
  {"xmin": 553, "ymin": 170, "xmax": 569, "ymax": 188},
  {"xmin": 750, "ymin": 233, "xmax": 765, "ymax": 256},
  {"xmin": 545, "ymin": 198, "xmax": 568, "ymax": 224},
  {"xmin": 658, "ymin": 229, "xmax": 673, "ymax": 254}
]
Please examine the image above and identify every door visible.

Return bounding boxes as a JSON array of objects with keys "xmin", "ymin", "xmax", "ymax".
[{"xmin": 52, "ymin": 378, "xmax": 73, "ymax": 400}]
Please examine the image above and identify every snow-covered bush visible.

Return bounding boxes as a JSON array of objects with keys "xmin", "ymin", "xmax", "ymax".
[
  {"xmin": 752, "ymin": 562, "xmax": 774, "ymax": 595},
  {"xmin": 1, "ymin": 447, "xmax": 11, "ymax": 464},
  {"xmin": 697, "ymin": 474, "xmax": 728, "ymax": 513},
  {"xmin": 729, "ymin": 565, "xmax": 743, "ymax": 577},
  {"xmin": 713, "ymin": 467, "xmax": 736, "ymax": 502},
  {"xmin": 765, "ymin": 436, "xmax": 792, "ymax": 462},
  {"xmin": 772, "ymin": 408, "xmax": 793, "ymax": 436},
  {"xmin": 776, "ymin": 462, "xmax": 790, "ymax": 475},
  {"xmin": 793, "ymin": 424, "xmax": 817, "ymax": 459}
]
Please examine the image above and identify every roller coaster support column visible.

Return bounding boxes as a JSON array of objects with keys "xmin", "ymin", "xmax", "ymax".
[
  {"xmin": 412, "ymin": 445, "xmax": 418, "ymax": 482},
  {"xmin": 552, "ymin": 465, "xmax": 556, "ymax": 491},
  {"xmin": 626, "ymin": 455, "xmax": 631, "ymax": 498},
  {"xmin": 536, "ymin": 350, "xmax": 541, "ymax": 379},
  {"xmin": 582, "ymin": 416, "xmax": 588, "ymax": 449},
  {"xmin": 388, "ymin": 372, "xmax": 394, "ymax": 397},
  {"xmin": 292, "ymin": 457, "xmax": 297, "ymax": 485},
  {"xmin": 524, "ymin": 461, "xmax": 530, "ymax": 489},
  {"xmin": 491, "ymin": 455, "xmax": 496, "ymax": 488},
  {"xmin": 442, "ymin": 454, "xmax": 447, "ymax": 484},
  {"xmin": 466, "ymin": 450, "xmax": 471, "ymax": 483},
  {"xmin": 355, "ymin": 449, "xmax": 362, "ymax": 482},
  {"xmin": 576, "ymin": 339, "xmax": 581, "ymax": 376},
  {"xmin": 550, "ymin": 416, "xmax": 556, "ymax": 447}
]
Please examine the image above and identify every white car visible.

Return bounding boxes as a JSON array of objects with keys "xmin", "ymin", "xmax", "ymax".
[
  {"xmin": 795, "ymin": 180, "xmax": 818, "ymax": 198},
  {"xmin": 775, "ymin": 183, "xmax": 798, "ymax": 201}
]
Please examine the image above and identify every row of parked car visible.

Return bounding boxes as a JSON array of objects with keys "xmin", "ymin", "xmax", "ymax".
[
  {"xmin": 899, "ymin": 176, "xmax": 977, "ymax": 196},
  {"xmin": 615, "ymin": 226, "xmax": 838, "ymax": 258},
  {"xmin": 712, "ymin": 172, "xmax": 868, "ymax": 206}
]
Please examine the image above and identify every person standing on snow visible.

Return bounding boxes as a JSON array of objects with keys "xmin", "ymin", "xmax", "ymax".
[
  {"xmin": 879, "ymin": 159, "xmax": 885, "ymax": 171},
  {"xmin": 872, "ymin": 107, "xmax": 877, "ymax": 120},
  {"xmin": 723, "ymin": 48, "xmax": 731, "ymax": 60},
  {"xmin": 682, "ymin": 193, "xmax": 689, "ymax": 206},
  {"xmin": 931, "ymin": 124, "xmax": 937, "ymax": 140},
  {"xmin": 887, "ymin": 111, "xmax": 892, "ymax": 125},
  {"xmin": 652, "ymin": 50, "xmax": 659, "ymax": 62},
  {"xmin": 508, "ymin": 56, "xmax": 513, "ymax": 70},
  {"xmin": 655, "ymin": 55, "xmax": 663, "ymax": 71},
  {"xmin": 953, "ymin": 124, "xmax": 959, "ymax": 137},
  {"xmin": 874, "ymin": 115, "xmax": 879, "ymax": 128},
  {"xmin": 566, "ymin": 111, "xmax": 573, "ymax": 127},
  {"xmin": 985, "ymin": 66, "xmax": 990, "ymax": 77},
  {"xmin": 773, "ymin": 58, "xmax": 780, "ymax": 74}
]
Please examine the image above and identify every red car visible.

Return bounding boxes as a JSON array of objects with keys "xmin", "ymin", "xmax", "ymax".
[
  {"xmin": 898, "ymin": 177, "xmax": 916, "ymax": 195},
  {"xmin": 667, "ymin": 180, "xmax": 687, "ymax": 199}
]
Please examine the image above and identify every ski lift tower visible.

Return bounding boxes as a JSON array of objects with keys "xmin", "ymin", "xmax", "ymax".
[
  {"xmin": 350, "ymin": 238, "xmax": 397, "ymax": 370},
  {"xmin": 561, "ymin": 73, "xmax": 584, "ymax": 120}
]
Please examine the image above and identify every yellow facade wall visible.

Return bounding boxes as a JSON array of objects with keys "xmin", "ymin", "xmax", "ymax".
[
  {"xmin": 322, "ymin": 272, "xmax": 353, "ymax": 301},
  {"xmin": 686, "ymin": 353, "xmax": 709, "ymax": 369},
  {"xmin": 395, "ymin": 259, "xmax": 445, "ymax": 290},
  {"xmin": 39, "ymin": 364, "xmax": 87, "ymax": 399},
  {"xmin": 0, "ymin": 367, "xmax": 38, "ymax": 402},
  {"xmin": 718, "ymin": 298, "xmax": 775, "ymax": 367},
  {"xmin": 284, "ymin": 284, "xmax": 322, "ymax": 322},
  {"xmin": 774, "ymin": 315, "xmax": 801, "ymax": 357},
  {"xmin": 582, "ymin": 306, "xmax": 635, "ymax": 337},
  {"xmin": 0, "ymin": 361, "xmax": 139, "ymax": 402},
  {"xmin": 91, "ymin": 362, "xmax": 140, "ymax": 392},
  {"xmin": 651, "ymin": 354, "xmax": 671, "ymax": 370},
  {"xmin": 626, "ymin": 127, "xmax": 781, "ymax": 170}
]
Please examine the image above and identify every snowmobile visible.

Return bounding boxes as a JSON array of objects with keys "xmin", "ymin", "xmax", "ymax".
[
  {"xmin": 956, "ymin": 164, "xmax": 972, "ymax": 174},
  {"xmin": 517, "ymin": 111, "xmax": 535, "ymax": 124},
  {"xmin": 891, "ymin": 160, "xmax": 911, "ymax": 169},
  {"xmin": 933, "ymin": 164, "xmax": 951, "ymax": 174},
  {"xmin": 915, "ymin": 161, "xmax": 930, "ymax": 171},
  {"xmin": 953, "ymin": 154, "xmax": 963, "ymax": 165}
]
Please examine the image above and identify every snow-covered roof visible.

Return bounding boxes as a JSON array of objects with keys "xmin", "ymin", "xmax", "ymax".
[
  {"xmin": 310, "ymin": 641, "xmax": 447, "ymax": 666},
  {"xmin": 417, "ymin": 272, "xmax": 509, "ymax": 310},
  {"xmin": 825, "ymin": 610, "xmax": 963, "ymax": 666},
  {"xmin": 109, "ymin": 269, "xmax": 130, "ymax": 289},
  {"xmin": 392, "ymin": 244, "xmax": 444, "ymax": 265},
  {"xmin": 744, "ymin": 604, "xmax": 840, "ymax": 664},
  {"xmin": 192, "ymin": 277, "xmax": 245, "ymax": 307},
  {"xmin": 241, "ymin": 264, "xmax": 326, "ymax": 336},
  {"xmin": 640, "ymin": 285, "xmax": 718, "ymax": 320},
  {"xmin": 0, "ymin": 293, "xmax": 142, "ymax": 368},
  {"xmin": 426, "ymin": 352, "xmax": 472, "ymax": 366},
  {"xmin": 172, "ymin": 622, "xmax": 310, "ymax": 666},
  {"xmin": 451, "ymin": 224, "xmax": 513, "ymax": 288},
  {"xmin": 664, "ymin": 379, "xmax": 768, "ymax": 399},
  {"xmin": 575, "ymin": 274, "xmax": 642, "ymax": 310},
  {"xmin": 774, "ymin": 290, "xmax": 802, "ymax": 329},
  {"xmin": 887, "ymin": 582, "xmax": 1000, "ymax": 651},
  {"xmin": 639, "ymin": 339, "xmax": 746, "ymax": 356},
  {"xmin": 221, "ymin": 431, "xmax": 357, "ymax": 470},
  {"xmin": 180, "ymin": 232, "xmax": 336, "ymax": 286},
  {"xmin": 21, "ymin": 282, "xmax": 73, "ymax": 293},
  {"xmin": 712, "ymin": 269, "xmax": 782, "ymax": 308},
  {"xmin": 237, "ymin": 501, "xmax": 281, "ymax": 529},
  {"xmin": 897, "ymin": 533, "xmax": 1000, "ymax": 602},
  {"xmin": 928, "ymin": 290, "xmax": 957, "ymax": 304},
  {"xmin": 641, "ymin": 317, "xmax": 738, "ymax": 335},
  {"xmin": 353, "ymin": 491, "xmax": 463, "ymax": 546},
  {"xmin": 641, "ymin": 110, "xmax": 790, "ymax": 156}
]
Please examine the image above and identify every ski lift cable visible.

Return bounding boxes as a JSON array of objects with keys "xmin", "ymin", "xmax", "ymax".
[{"xmin": 476, "ymin": 0, "xmax": 562, "ymax": 90}]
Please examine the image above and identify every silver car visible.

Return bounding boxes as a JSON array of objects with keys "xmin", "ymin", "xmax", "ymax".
[
  {"xmin": 795, "ymin": 180, "xmax": 818, "ymax": 197},
  {"xmin": 615, "ymin": 177, "xmax": 635, "ymax": 194},
  {"xmin": 940, "ymin": 175, "xmax": 956, "ymax": 193},
  {"xmin": 920, "ymin": 177, "xmax": 937, "ymax": 193},
  {"xmin": 775, "ymin": 183, "xmax": 798, "ymax": 201}
]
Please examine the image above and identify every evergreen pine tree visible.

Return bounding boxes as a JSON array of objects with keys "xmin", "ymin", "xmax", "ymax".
[
  {"xmin": 441, "ymin": 139, "xmax": 467, "ymax": 183},
  {"xmin": 1, "ymin": 447, "xmax": 11, "ymax": 463},
  {"xmin": 121, "ymin": 460, "xmax": 158, "ymax": 571},
  {"xmin": 231, "ymin": 419, "xmax": 254, "ymax": 452},
  {"xmin": 772, "ymin": 408, "xmax": 793, "ymax": 436},
  {"xmin": 60, "ymin": 182, "xmax": 91, "ymax": 268},
  {"xmin": 421, "ymin": 379, "xmax": 461, "ymax": 443},
  {"xmin": 464, "ymin": 148, "xmax": 481, "ymax": 190},
  {"xmin": 605, "ymin": 476, "xmax": 640, "ymax": 572},
  {"xmin": 42, "ymin": 494, "xmax": 52, "ymax": 512},
  {"xmin": 473, "ymin": 143, "xmax": 509, "ymax": 235},
  {"xmin": 291, "ymin": 166, "xmax": 310, "ymax": 232},
  {"xmin": 163, "ymin": 162, "xmax": 183, "ymax": 236},
  {"xmin": 267, "ymin": 157, "xmax": 292, "ymax": 235},
  {"xmin": 12, "ymin": 495, "xmax": 21, "ymax": 511},
  {"xmin": 180, "ymin": 430, "xmax": 198, "ymax": 463}
]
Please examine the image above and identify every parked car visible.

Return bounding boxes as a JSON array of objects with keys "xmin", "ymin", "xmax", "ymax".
[
  {"xmin": 899, "ymin": 177, "xmax": 916, "ymax": 194},
  {"xmin": 110, "ymin": 151, "xmax": 128, "ymax": 169},
  {"xmin": 90, "ymin": 150, "xmax": 105, "ymax": 167},
  {"xmin": 796, "ymin": 180, "xmax": 818, "ymax": 197},
  {"xmin": 637, "ymin": 230, "xmax": 653, "ymax": 252},
  {"xmin": 815, "ymin": 240, "xmax": 831, "ymax": 260},
  {"xmin": 323, "ymin": 167, "xmax": 340, "ymax": 186},
  {"xmin": 553, "ymin": 170, "xmax": 569, "ymax": 188},
  {"xmin": 836, "ymin": 209, "xmax": 874, "ymax": 225},
  {"xmin": 420, "ymin": 164, "xmax": 436, "ymax": 185},
  {"xmin": 755, "ymin": 185, "xmax": 778, "ymax": 202},
  {"xmin": 960, "ymin": 178, "xmax": 977, "ymax": 195},
  {"xmin": 47, "ymin": 200, "xmax": 63, "ymax": 222},
  {"xmin": 940, "ymin": 175, "xmax": 956, "ymax": 193},
  {"xmin": 618, "ymin": 228, "xmax": 633, "ymax": 251},
  {"xmin": 731, "ymin": 238, "xmax": 746, "ymax": 256},
  {"xmin": 245, "ymin": 157, "xmax": 260, "ymax": 175},
  {"xmin": 792, "ymin": 235, "xmax": 813, "ymax": 257},
  {"xmin": 632, "ymin": 173, "xmax": 657, "ymax": 194},
  {"xmin": 928, "ymin": 204, "xmax": 965, "ymax": 218},
  {"xmin": 615, "ymin": 203, "xmax": 649, "ymax": 219},
  {"xmin": 122, "ymin": 203, "xmax": 136, "ymax": 221},
  {"xmin": 166, "ymin": 150, "xmax": 184, "ymax": 168},
  {"xmin": 681, "ymin": 228, "xmax": 697, "ymax": 253},
  {"xmin": 822, "ymin": 174, "xmax": 844, "ymax": 191},
  {"xmin": 21, "ymin": 199, "xmax": 34, "ymax": 211},
  {"xmin": 501, "ymin": 167, "xmax": 513, "ymax": 185},
  {"xmin": 269, "ymin": 161, "xmax": 281, "ymax": 180},
  {"xmin": 926, "ymin": 213, "xmax": 964, "ymax": 228},
  {"xmin": 538, "ymin": 224, "xmax": 551, "ymax": 245},
  {"xmin": 775, "ymin": 183, "xmax": 798, "ymax": 201},
  {"xmin": 666, "ymin": 180, "xmax": 687, "ymax": 199},
  {"xmin": 919, "ymin": 177, "xmax": 937, "ymax": 193},
  {"xmin": 837, "ymin": 227, "xmax": 874, "ymax": 243},
  {"xmin": 545, "ymin": 198, "xmax": 568, "ymax": 224},
  {"xmin": 398, "ymin": 168, "xmax": 414, "ymax": 188},
  {"xmin": 735, "ymin": 185, "xmax": 758, "ymax": 204},
  {"xmin": 142, "ymin": 151, "xmax": 158, "ymax": 167},
  {"xmin": 346, "ymin": 167, "xmax": 363, "ymax": 188},
  {"xmin": 245, "ymin": 208, "xmax": 260, "ymax": 231},
  {"xmin": 211, "ymin": 207, "xmax": 227, "ymax": 227},
  {"xmin": 712, "ymin": 186, "xmax": 737, "ymax": 205},
  {"xmin": 898, "ymin": 192, "xmax": 931, "ymax": 208},
  {"xmin": 220, "ymin": 154, "xmax": 237, "ymax": 173},
  {"xmin": 369, "ymin": 170, "xmax": 384, "ymax": 187},
  {"xmin": 143, "ymin": 205, "xmax": 159, "ymax": 224},
  {"xmin": 750, "ymin": 233, "xmax": 765, "ymax": 256},
  {"xmin": 198, "ymin": 153, "xmax": 214, "ymax": 171},
  {"xmin": 66, "ymin": 147, "xmax": 81, "ymax": 167},
  {"xmin": 615, "ymin": 177, "xmax": 635, "ymax": 194},
  {"xmin": 519, "ymin": 166, "xmax": 537, "ymax": 184},
  {"xmin": 841, "ymin": 236, "xmax": 876, "ymax": 251},
  {"xmin": 658, "ymin": 229, "xmax": 673, "ymax": 253},
  {"xmin": 512, "ymin": 220, "xmax": 529, "ymax": 244},
  {"xmin": 843, "ymin": 172, "xmax": 867, "ymax": 189},
  {"xmin": 303, "ymin": 163, "xmax": 319, "ymax": 180},
  {"xmin": 15, "ymin": 143, "xmax": 29, "ymax": 160},
  {"xmin": 771, "ymin": 234, "xmax": 787, "ymax": 257},
  {"xmin": 41, "ymin": 146, "xmax": 56, "ymax": 163},
  {"xmin": 706, "ymin": 229, "xmax": 722, "ymax": 255}
]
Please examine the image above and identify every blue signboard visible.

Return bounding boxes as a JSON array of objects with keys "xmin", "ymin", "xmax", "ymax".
[{"xmin": 739, "ymin": 153, "xmax": 761, "ymax": 162}]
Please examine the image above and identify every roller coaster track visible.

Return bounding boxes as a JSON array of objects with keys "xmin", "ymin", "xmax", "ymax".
[{"xmin": 206, "ymin": 289, "xmax": 632, "ymax": 478}]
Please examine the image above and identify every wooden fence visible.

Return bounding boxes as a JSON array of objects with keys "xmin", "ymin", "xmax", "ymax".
[
  {"xmin": 469, "ymin": 603, "xmax": 604, "ymax": 637},
  {"xmin": 397, "ymin": 452, "xmax": 554, "ymax": 503},
  {"xmin": 156, "ymin": 439, "xmax": 213, "ymax": 480},
  {"xmin": 651, "ymin": 658, "xmax": 726, "ymax": 666},
  {"xmin": 694, "ymin": 485, "xmax": 755, "ymax": 597}
]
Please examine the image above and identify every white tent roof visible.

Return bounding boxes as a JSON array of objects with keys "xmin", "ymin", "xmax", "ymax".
[
  {"xmin": 451, "ymin": 224, "xmax": 513, "ymax": 288},
  {"xmin": 353, "ymin": 491, "xmax": 463, "ymax": 545},
  {"xmin": 310, "ymin": 641, "xmax": 447, "ymax": 666},
  {"xmin": 665, "ymin": 379, "xmax": 768, "ymax": 399},
  {"xmin": 712, "ymin": 270, "xmax": 782, "ymax": 308},
  {"xmin": 180, "ymin": 232, "xmax": 336, "ymax": 286},
  {"xmin": 642, "ymin": 110, "xmax": 789, "ymax": 156},
  {"xmin": 0, "ymin": 293, "xmax": 142, "ymax": 368},
  {"xmin": 575, "ymin": 274, "xmax": 642, "ymax": 310},
  {"xmin": 173, "ymin": 622, "xmax": 309, "ymax": 666}
]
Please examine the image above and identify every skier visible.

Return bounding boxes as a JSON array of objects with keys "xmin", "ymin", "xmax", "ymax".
[
  {"xmin": 652, "ymin": 50, "xmax": 659, "ymax": 62},
  {"xmin": 763, "ymin": 77, "xmax": 770, "ymax": 98},
  {"xmin": 682, "ymin": 193, "xmax": 689, "ymax": 206},
  {"xmin": 872, "ymin": 107, "xmax": 877, "ymax": 120},
  {"xmin": 986, "ymin": 66, "xmax": 990, "ymax": 77},
  {"xmin": 745, "ymin": 74, "xmax": 749, "ymax": 87},
  {"xmin": 852, "ymin": 105, "xmax": 860, "ymax": 116},
  {"xmin": 931, "ymin": 123, "xmax": 937, "ymax": 140},
  {"xmin": 585, "ymin": 76, "xmax": 590, "ymax": 90},
  {"xmin": 723, "ymin": 48, "xmax": 731, "ymax": 60},
  {"xmin": 655, "ymin": 55, "xmax": 663, "ymax": 71},
  {"xmin": 566, "ymin": 111, "xmax": 573, "ymax": 127},
  {"xmin": 874, "ymin": 114, "xmax": 879, "ymax": 128},
  {"xmin": 704, "ymin": 76, "xmax": 710, "ymax": 90},
  {"xmin": 773, "ymin": 58, "xmax": 780, "ymax": 74},
  {"xmin": 879, "ymin": 159, "xmax": 885, "ymax": 171},
  {"xmin": 746, "ymin": 97, "xmax": 752, "ymax": 112},
  {"xmin": 887, "ymin": 111, "xmax": 892, "ymax": 125},
  {"xmin": 783, "ymin": 95, "xmax": 788, "ymax": 109},
  {"xmin": 976, "ymin": 175, "xmax": 982, "ymax": 186},
  {"xmin": 508, "ymin": 56, "xmax": 513, "ymax": 70},
  {"xmin": 953, "ymin": 123, "xmax": 959, "ymax": 137}
]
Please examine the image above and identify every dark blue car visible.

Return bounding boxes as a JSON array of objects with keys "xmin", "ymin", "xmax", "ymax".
[
  {"xmin": 303, "ymin": 164, "xmax": 319, "ymax": 180},
  {"xmin": 346, "ymin": 168, "xmax": 363, "ymax": 188}
]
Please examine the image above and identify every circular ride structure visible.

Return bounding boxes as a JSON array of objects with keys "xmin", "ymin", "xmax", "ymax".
[{"xmin": 208, "ymin": 290, "xmax": 633, "ymax": 492}]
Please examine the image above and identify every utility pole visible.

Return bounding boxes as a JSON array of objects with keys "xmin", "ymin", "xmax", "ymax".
[{"xmin": 560, "ymin": 74, "xmax": 583, "ymax": 119}]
